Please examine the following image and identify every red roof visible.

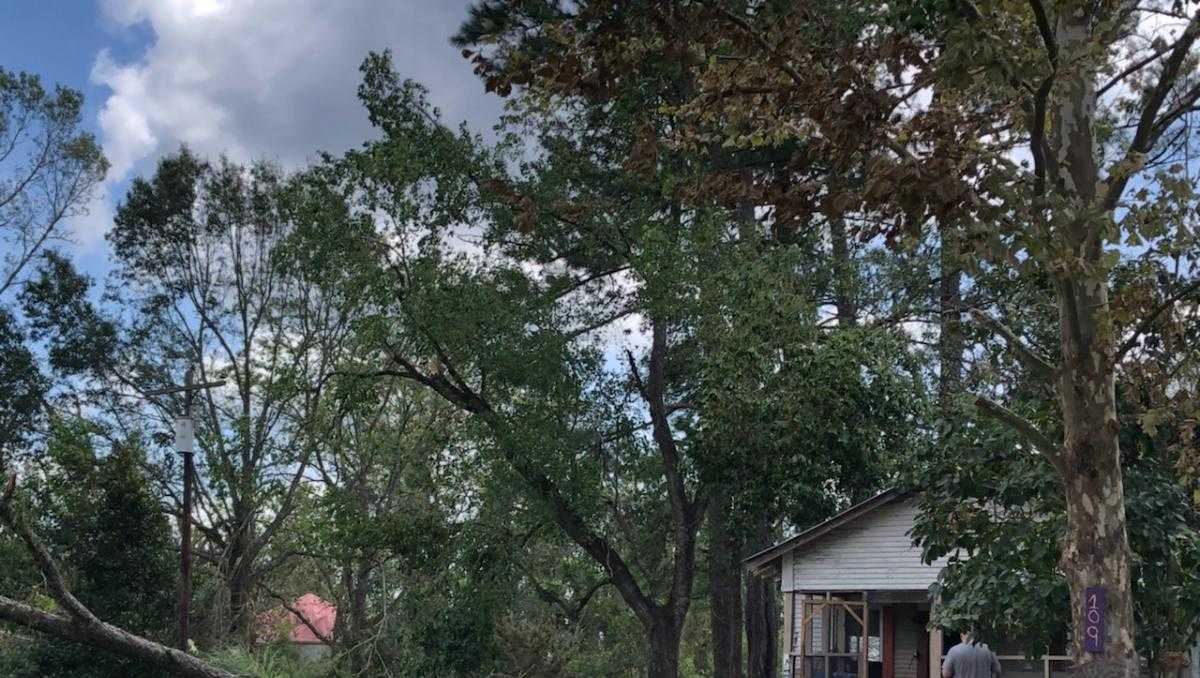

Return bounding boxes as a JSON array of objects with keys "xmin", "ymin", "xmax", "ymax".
[
  {"xmin": 256, "ymin": 593, "xmax": 336, "ymax": 645},
  {"xmin": 288, "ymin": 593, "xmax": 336, "ymax": 644}
]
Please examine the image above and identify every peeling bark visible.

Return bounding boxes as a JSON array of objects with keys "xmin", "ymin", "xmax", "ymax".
[
  {"xmin": 1056, "ymin": 277, "xmax": 1139, "ymax": 678},
  {"xmin": 1049, "ymin": 9, "xmax": 1140, "ymax": 678}
]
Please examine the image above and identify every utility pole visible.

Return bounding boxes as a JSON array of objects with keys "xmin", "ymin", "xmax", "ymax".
[{"xmin": 146, "ymin": 367, "xmax": 224, "ymax": 652}]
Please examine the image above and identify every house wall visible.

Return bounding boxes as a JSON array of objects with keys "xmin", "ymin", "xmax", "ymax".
[
  {"xmin": 786, "ymin": 498, "xmax": 950, "ymax": 592},
  {"xmin": 893, "ymin": 605, "xmax": 923, "ymax": 678}
]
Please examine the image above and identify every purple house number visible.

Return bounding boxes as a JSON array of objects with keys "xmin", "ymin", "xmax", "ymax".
[{"xmin": 1084, "ymin": 587, "xmax": 1105, "ymax": 653}]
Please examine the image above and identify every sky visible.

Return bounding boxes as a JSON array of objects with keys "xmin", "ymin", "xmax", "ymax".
[{"xmin": 1, "ymin": 0, "xmax": 505, "ymax": 278}]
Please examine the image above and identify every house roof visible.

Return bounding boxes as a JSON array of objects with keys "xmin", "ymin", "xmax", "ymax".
[
  {"xmin": 743, "ymin": 488, "xmax": 909, "ymax": 574},
  {"xmin": 255, "ymin": 592, "xmax": 337, "ymax": 645},
  {"xmin": 288, "ymin": 593, "xmax": 336, "ymax": 644}
]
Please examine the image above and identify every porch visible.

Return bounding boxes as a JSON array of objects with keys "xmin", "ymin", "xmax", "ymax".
[{"xmin": 781, "ymin": 591, "xmax": 1071, "ymax": 678}]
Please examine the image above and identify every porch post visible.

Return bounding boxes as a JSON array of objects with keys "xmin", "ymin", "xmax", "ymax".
[
  {"xmin": 783, "ymin": 592, "xmax": 795, "ymax": 676},
  {"xmin": 928, "ymin": 599, "xmax": 943, "ymax": 678},
  {"xmin": 882, "ymin": 606, "xmax": 895, "ymax": 678}
]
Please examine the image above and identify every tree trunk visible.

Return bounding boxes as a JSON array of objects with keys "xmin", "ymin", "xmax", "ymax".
[
  {"xmin": 225, "ymin": 533, "xmax": 255, "ymax": 640},
  {"xmin": 0, "ymin": 596, "xmax": 238, "ymax": 678},
  {"xmin": 709, "ymin": 496, "xmax": 744, "ymax": 678},
  {"xmin": 830, "ymin": 217, "xmax": 857, "ymax": 327},
  {"xmin": 746, "ymin": 519, "xmax": 778, "ymax": 678},
  {"xmin": 1049, "ymin": 9, "xmax": 1140, "ymax": 678},
  {"xmin": 348, "ymin": 562, "xmax": 370, "ymax": 674},
  {"xmin": 937, "ymin": 222, "xmax": 962, "ymax": 407},
  {"xmin": 648, "ymin": 614, "xmax": 684, "ymax": 678},
  {"xmin": 1057, "ymin": 279, "xmax": 1139, "ymax": 678}
]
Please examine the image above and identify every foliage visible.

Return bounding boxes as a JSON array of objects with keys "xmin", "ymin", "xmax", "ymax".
[
  {"xmin": 913, "ymin": 393, "xmax": 1200, "ymax": 660},
  {"xmin": 0, "ymin": 66, "xmax": 107, "ymax": 298},
  {"xmin": 1, "ymin": 419, "xmax": 176, "ymax": 678},
  {"xmin": 203, "ymin": 643, "xmax": 341, "ymax": 678},
  {"xmin": 0, "ymin": 308, "xmax": 45, "ymax": 463}
]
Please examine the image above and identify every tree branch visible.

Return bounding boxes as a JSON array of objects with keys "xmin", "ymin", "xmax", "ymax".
[
  {"xmin": 1115, "ymin": 277, "xmax": 1200, "ymax": 361},
  {"xmin": 1027, "ymin": 0, "xmax": 1057, "ymax": 64},
  {"xmin": 973, "ymin": 395, "xmax": 1061, "ymax": 462},
  {"xmin": 0, "ymin": 475, "xmax": 235, "ymax": 678},
  {"xmin": 968, "ymin": 308, "xmax": 1058, "ymax": 379},
  {"xmin": 365, "ymin": 354, "xmax": 662, "ymax": 627},
  {"xmin": 1103, "ymin": 8, "xmax": 1200, "ymax": 211}
]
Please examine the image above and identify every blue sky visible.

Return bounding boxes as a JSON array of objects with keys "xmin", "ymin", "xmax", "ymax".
[{"xmin": 2, "ymin": 0, "xmax": 504, "ymax": 279}]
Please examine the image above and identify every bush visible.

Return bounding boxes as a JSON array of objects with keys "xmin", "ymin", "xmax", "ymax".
[{"xmin": 203, "ymin": 643, "xmax": 342, "ymax": 678}]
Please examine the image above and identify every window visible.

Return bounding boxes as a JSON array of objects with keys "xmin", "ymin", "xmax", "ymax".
[
  {"xmin": 867, "ymin": 609, "xmax": 882, "ymax": 663},
  {"xmin": 799, "ymin": 594, "xmax": 871, "ymax": 678}
]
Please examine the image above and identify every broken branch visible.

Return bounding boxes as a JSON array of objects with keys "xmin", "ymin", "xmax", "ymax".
[{"xmin": 0, "ymin": 474, "xmax": 236, "ymax": 678}]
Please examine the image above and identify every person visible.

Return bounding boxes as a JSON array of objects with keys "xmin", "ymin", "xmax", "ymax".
[{"xmin": 942, "ymin": 629, "xmax": 1002, "ymax": 678}]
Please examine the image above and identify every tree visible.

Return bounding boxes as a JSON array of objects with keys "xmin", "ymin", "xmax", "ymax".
[
  {"xmin": 102, "ymin": 149, "xmax": 362, "ymax": 639},
  {"xmin": 329, "ymin": 59, "xmax": 713, "ymax": 674},
  {"xmin": 453, "ymin": 2, "xmax": 1200, "ymax": 675},
  {"xmin": 1, "ymin": 420, "xmax": 177, "ymax": 677},
  {"xmin": 0, "ymin": 66, "xmax": 106, "ymax": 466},
  {"xmin": 0, "ymin": 67, "xmax": 107, "ymax": 298}
]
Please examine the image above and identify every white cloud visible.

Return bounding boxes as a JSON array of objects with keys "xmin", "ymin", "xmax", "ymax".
[
  {"xmin": 91, "ymin": 0, "xmax": 502, "ymax": 181},
  {"xmin": 70, "ymin": 191, "xmax": 118, "ymax": 251}
]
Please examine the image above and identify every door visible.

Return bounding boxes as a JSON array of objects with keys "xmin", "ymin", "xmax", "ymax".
[{"xmin": 915, "ymin": 611, "xmax": 929, "ymax": 678}]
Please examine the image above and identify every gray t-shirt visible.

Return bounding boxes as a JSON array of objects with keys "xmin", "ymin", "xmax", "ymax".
[{"xmin": 943, "ymin": 642, "xmax": 1001, "ymax": 678}]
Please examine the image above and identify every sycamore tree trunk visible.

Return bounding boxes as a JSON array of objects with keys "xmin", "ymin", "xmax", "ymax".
[
  {"xmin": 709, "ymin": 496, "xmax": 744, "ymax": 678},
  {"xmin": 1056, "ymin": 277, "xmax": 1139, "ymax": 678},
  {"xmin": 1050, "ymin": 10, "xmax": 1139, "ymax": 678}
]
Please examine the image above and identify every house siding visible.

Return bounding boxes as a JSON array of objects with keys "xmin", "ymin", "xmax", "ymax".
[
  {"xmin": 892, "ymin": 604, "xmax": 923, "ymax": 678},
  {"xmin": 787, "ymin": 498, "xmax": 949, "ymax": 592}
]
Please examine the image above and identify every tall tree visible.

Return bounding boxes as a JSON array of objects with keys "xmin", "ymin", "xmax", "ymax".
[
  {"xmin": 5, "ymin": 420, "xmax": 176, "ymax": 678},
  {"xmin": 453, "ymin": 3, "xmax": 1200, "ymax": 675},
  {"xmin": 0, "ymin": 67, "xmax": 106, "ymax": 465},
  {"xmin": 453, "ymin": 7, "xmax": 936, "ymax": 677},
  {"xmin": 106, "ymin": 150, "xmax": 337, "ymax": 638},
  {"xmin": 0, "ymin": 67, "xmax": 107, "ymax": 298}
]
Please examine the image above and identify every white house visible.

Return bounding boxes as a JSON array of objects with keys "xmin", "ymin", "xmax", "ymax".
[{"xmin": 745, "ymin": 489, "xmax": 1078, "ymax": 678}]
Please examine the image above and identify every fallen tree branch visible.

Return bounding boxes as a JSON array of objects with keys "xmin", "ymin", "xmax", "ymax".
[{"xmin": 0, "ymin": 474, "xmax": 236, "ymax": 678}]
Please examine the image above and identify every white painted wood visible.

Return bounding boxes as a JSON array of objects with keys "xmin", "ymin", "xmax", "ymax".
[
  {"xmin": 784, "ymin": 592, "xmax": 795, "ymax": 656},
  {"xmin": 789, "ymin": 498, "xmax": 951, "ymax": 591},
  {"xmin": 783, "ymin": 551, "xmax": 795, "ymax": 592}
]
